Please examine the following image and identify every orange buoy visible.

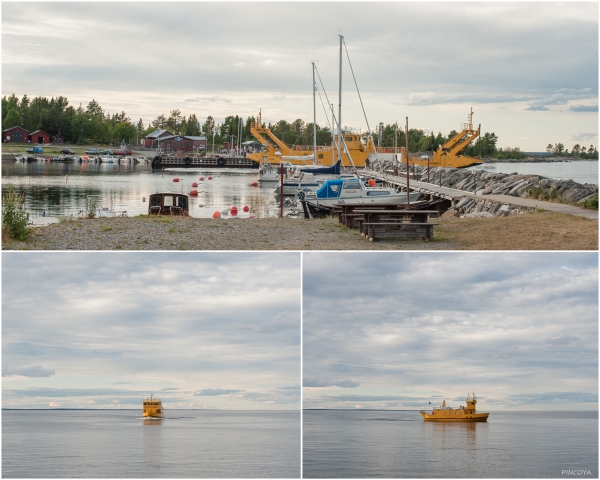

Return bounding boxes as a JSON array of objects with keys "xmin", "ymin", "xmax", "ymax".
[
  {"xmin": 199, "ymin": 177, "xmax": 204, "ymax": 181},
  {"xmin": 192, "ymin": 182, "xmax": 198, "ymax": 187},
  {"xmin": 243, "ymin": 205, "xmax": 249, "ymax": 212},
  {"xmin": 190, "ymin": 190, "xmax": 198, "ymax": 196},
  {"xmin": 212, "ymin": 211, "xmax": 221, "ymax": 219},
  {"xmin": 250, "ymin": 181, "xmax": 258, "ymax": 187},
  {"xmin": 208, "ymin": 176, "xmax": 213, "ymax": 180},
  {"xmin": 173, "ymin": 177, "xmax": 180, "ymax": 182},
  {"xmin": 367, "ymin": 179, "xmax": 376, "ymax": 186}
]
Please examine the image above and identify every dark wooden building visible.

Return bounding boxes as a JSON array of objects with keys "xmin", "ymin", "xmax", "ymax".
[
  {"xmin": 52, "ymin": 134, "xmax": 65, "ymax": 144},
  {"xmin": 3, "ymin": 126, "xmax": 29, "ymax": 143},
  {"xmin": 144, "ymin": 128, "xmax": 174, "ymax": 148},
  {"xmin": 29, "ymin": 130, "xmax": 51, "ymax": 144},
  {"xmin": 158, "ymin": 135, "xmax": 207, "ymax": 152}
]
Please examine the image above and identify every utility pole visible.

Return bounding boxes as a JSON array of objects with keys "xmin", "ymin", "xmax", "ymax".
[{"xmin": 406, "ymin": 117, "xmax": 410, "ymax": 205}]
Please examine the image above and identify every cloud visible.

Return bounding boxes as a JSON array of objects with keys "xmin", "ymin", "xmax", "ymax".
[
  {"xmin": 193, "ymin": 389, "xmax": 245, "ymax": 396},
  {"xmin": 567, "ymin": 132, "xmax": 599, "ymax": 142},
  {"xmin": 3, "ymin": 365, "xmax": 55, "ymax": 378},
  {"xmin": 526, "ymin": 105, "xmax": 549, "ymax": 111},
  {"xmin": 570, "ymin": 104, "xmax": 598, "ymax": 112},
  {"xmin": 544, "ymin": 334, "xmax": 580, "ymax": 346},
  {"xmin": 303, "ymin": 377, "xmax": 360, "ymax": 388},
  {"xmin": 2, "ymin": 253, "xmax": 301, "ymax": 410},
  {"xmin": 303, "ymin": 253, "xmax": 598, "ymax": 410}
]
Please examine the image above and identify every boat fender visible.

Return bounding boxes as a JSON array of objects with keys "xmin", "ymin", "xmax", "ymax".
[
  {"xmin": 297, "ymin": 191, "xmax": 306, "ymax": 201},
  {"xmin": 217, "ymin": 157, "xmax": 226, "ymax": 167},
  {"xmin": 184, "ymin": 156, "xmax": 191, "ymax": 165},
  {"xmin": 152, "ymin": 156, "xmax": 161, "ymax": 168}
]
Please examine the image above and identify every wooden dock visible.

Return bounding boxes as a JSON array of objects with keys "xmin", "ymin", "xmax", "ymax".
[
  {"xmin": 363, "ymin": 169, "xmax": 598, "ymax": 220},
  {"xmin": 152, "ymin": 156, "xmax": 259, "ymax": 169}
]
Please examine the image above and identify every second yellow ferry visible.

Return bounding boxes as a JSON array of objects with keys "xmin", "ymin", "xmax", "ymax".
[{"xmin": 420, "ymin": 393, "xmax": 489, "ymax": 422}]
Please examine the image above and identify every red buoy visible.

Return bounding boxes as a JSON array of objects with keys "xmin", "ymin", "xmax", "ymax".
[
  {"xmin": 208, "ymin": 176, "xmax": 213, "ymax": 180},
  {"xmin": 173, "ymin": 177, "xmax": 180, "ymax": 182},
  {"xmin": 192, "ymin": 182, "xmax": 198, "ymax": 187},
  {"xmin": 199, "ymin": 177, "xmax": 204, "ymax": 181},
  {"xmin": 250, "ymin": 181, "xmax": 258, "ymax": 187},
  {"xmin": 190, "ymin": 190, "xmax": 198, "ymax": 196},
  {"xmin": 367, "ymin": 179, "xmax": 376, "ymax": 187},
  {"xmin": 243, "ymin": 205, "xmax": 249, "ymax": 212},
  {"xmin": 212, "ymin": 211, "xmax": 221, "ymax": 219},
  {"xmin": 230, "ymin": 207, "xmax": 238, "ymax": 216}
]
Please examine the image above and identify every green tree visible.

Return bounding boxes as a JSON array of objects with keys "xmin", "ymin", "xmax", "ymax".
[
  {"xmin": 185, "ymin": 114, "xmax": 201, "ymax": 136},
  {"xmin": 553, "ymin": 143, "xmax": 564, "ymax": 155},
  {"xmin": 112, "ymin": 121, "xmax": 136, "ymax": 144},
  {"xmin": 3, "ymin": 108, "xmax": 21, "ymax": 129},
  {"xmin": 546, "ymin": 143, "xmax": 554, "ymax": 154},
  {"xmin": 572, "ymin": 144, "xmax": 581, "ymax": 156},
  {"xmin": 202, "ymin": 115, "xmax": 216, "ymax": 137}
]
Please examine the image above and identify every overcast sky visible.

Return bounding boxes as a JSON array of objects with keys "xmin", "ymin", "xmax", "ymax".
[
  {"xmin": 2, "ymin": 2, "xmax": 597, "ymax": 151},
  {"xmin": 3, "ymin": 253, "xmax": 300, "ymax": 410},
  {"xmin": 303, "ymin": 252, "xmax": 598, "ymax": 411}
]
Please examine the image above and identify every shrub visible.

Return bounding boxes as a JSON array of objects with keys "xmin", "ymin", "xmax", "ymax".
[
  {"xmin": 2, "ymin": 186, "xmax": 31, "ymax": 241},
  {"xmin": 582, "ymin": 193, "xmax": 598, "ymax": 210},
  {"xmin": 86, "ymin": 199, "xmax": 97, "ymax": 219}
]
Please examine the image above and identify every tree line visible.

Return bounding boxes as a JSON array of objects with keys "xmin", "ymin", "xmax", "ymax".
[
  {"xmin": 546, "ymin": 142, "xmax": 598, "ymax": 159},
  {"xmin": 4, "ymin": 94, "xmax": 586, "ymax": 160}
]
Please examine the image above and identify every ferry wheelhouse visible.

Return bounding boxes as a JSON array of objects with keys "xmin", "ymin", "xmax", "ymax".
[{"xmin": 148, "ymin": 193, "xmax": 189, "ymax": 216}]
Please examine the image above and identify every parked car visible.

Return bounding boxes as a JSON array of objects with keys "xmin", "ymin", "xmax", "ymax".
[
  {"xmin": 85, "ymin": 148, "xmax": 100, "ymax": 155},
  {"xmin": 26, "ymin": 146, "xmax": 44, "ymax": 154},
  {"xmin": 114, "ymin": 148, "xmax": 132, "ymax": 156},
  {"xmin": 101, "ymin": 149, "xmax": 113, "ymax": 155},
  {"xmin": 60, "ymin": 148, "xmax": 75, "ymax": 154}
]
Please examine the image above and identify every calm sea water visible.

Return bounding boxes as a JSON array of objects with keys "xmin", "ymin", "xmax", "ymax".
[
  {"xmin": 2, "ymin": 159, "xmax": 597, "ymax": 226},
  {"xmin": 470, "ymin": 160, "xmax": 598, "ymax": 185},
  {"xmin": 3, "ymin": 409, "xmax": 300, "ymax": 478},
  {"xmin": 303, "ymin": 410, "xmax": 598, "ymax": 478},
  {"xmin": 1, "ymin": 161, "xmax": 291, "ymax": 226}
]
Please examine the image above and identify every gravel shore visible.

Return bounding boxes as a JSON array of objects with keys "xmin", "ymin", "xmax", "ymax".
[
  {"xmin": 5, "ymin": 216, "xmax": 454, "ymax": 250},
  {"xmin": 3, "ymin": 211, "xmax": 597, "ymax": 250}
]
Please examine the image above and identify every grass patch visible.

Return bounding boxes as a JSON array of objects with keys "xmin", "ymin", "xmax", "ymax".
[
  {"xmin": 2, "ymin": 186, "xmax": 31, "ymax": 241},
  {"xmin": 100, "ymin": 225, "xmax": 112, "ymax": 232}
]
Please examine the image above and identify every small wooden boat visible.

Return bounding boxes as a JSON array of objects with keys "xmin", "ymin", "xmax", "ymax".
[{"xmin": 148, "ymin": 193, "xmax": 189, "ymax": 216}]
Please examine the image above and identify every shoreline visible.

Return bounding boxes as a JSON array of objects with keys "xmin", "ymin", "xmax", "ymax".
[{"xmin": 3, "ymin": 212, "xmax": 597, "ymax": 251}]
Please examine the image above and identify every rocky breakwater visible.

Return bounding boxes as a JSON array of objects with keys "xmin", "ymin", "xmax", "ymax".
[{"xmin": 394, "ymin": 165, "xmax": 598, "ymax": 217}]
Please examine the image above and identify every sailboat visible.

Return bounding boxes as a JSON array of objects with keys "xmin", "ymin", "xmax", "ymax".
[{"xmin": 305, "ymin": 36, "xmax": 422, "ymax": 208}]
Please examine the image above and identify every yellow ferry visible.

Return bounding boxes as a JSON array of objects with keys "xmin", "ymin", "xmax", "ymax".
[
  {"xmin": 142, "ymin": 394, "xmax": 164, "ymax": 418},
  {"xmin": 420, "ymin": 393, "xmax": 489, "ymax": 422}
]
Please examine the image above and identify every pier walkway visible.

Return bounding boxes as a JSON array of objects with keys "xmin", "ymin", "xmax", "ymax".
[{"xmin": 363, "ymin": 170, "xmax": 598, "ymax": 220}]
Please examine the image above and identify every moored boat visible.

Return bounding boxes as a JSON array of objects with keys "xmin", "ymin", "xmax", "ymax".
[
  {"xmin": 304, "ymin": 177, "xmax": 422, "ymax": 207},
  {"xmin": 142, "ymin": 394, "xmax": 164, "ymax": 418},
  {"xmin": 420, "ymin": 393, "xmax": 489, "ymax": 422}
]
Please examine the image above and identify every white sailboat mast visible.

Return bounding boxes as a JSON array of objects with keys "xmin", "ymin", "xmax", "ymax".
[
  {"xmin": 312, "ymin": 61, "xmax": 317, "ymax": 166},
  {"xmin": 338, "ymin": 35, "xmax": 343, "ymax": 165}
]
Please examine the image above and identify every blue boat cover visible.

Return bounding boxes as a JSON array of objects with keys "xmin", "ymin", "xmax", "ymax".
[
  {"xmin": 316, "ymin": 179, "xmax": 344, "ymax": 198},
  {"xmin": 299, "ymin": 160, "xmax": 341, "ymax": 175}
]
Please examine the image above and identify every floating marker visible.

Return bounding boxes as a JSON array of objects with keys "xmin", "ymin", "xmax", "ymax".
[
  {"xmin": 208, "ymin": 176, "xmax": 213, "ymax": 180},
  {"xmin": 173, "ymin": 177, "xmax": 179, "ymax": 182},
  {"xmin": 250, "ymin": 181, "xmax": 258, "ymax": 187},
  {"xmin": 243, "ymin": 205, "xmax": 249, "ymax": 212},
  {"xmin": 199, "ymin": 177, "xmax": 204, "ymax": 181},
  {"xmin": 190, "ymin": 190, "xmax": 198, "ymax": 196},
  {"xmin": 192, "ymin": 182, "xmax": 198, "ymax": 187},
  {"xmin": 212, "ymin": 211, "xmax": 221, "ymax": 219}
]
